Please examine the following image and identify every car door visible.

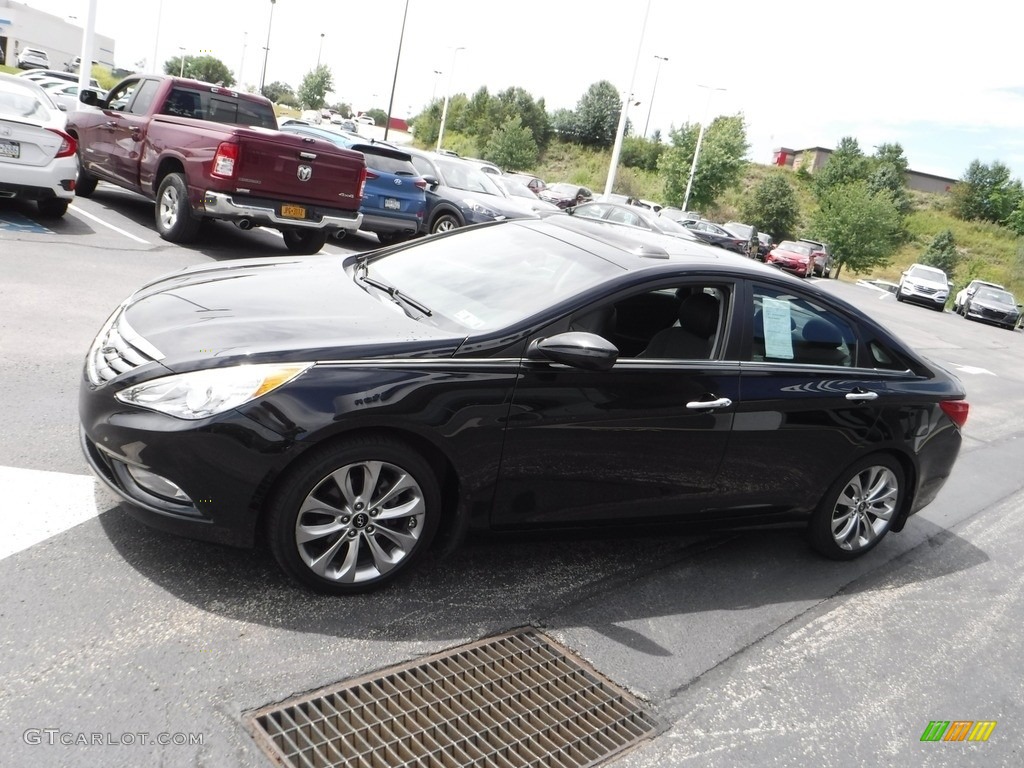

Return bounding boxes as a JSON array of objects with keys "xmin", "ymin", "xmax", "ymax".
[
  {"xmin": 491, "ymin": 278, "xmax": 741, "ymax": 528},
  {"xmin": 79, "ymin": 77, "xmax": 145, "ymax": 185},
  {"xmin": 719, "ymin": 280, "xmax": 893, "ymax": 517},
  {"xmin": 107, "ymin": 78, "xmax": 161, "ymax": 189}
]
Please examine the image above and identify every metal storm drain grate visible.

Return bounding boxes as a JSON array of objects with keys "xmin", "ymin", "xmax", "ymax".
[{"xmin": 248, "ymin": 629, "xmax": 657, "ymax": 768}]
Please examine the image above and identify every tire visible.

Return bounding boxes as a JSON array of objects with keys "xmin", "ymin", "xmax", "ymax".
[
  {"xmin": 154, "ymin": 173, "xmax": 201, "ymax": 243},
  {"xmin": 282, "ymin": 229, "xmax": 329, "ymax": 254},
  {"xmin": 430, "ymin": 212, "xmax": 461, "ymax": 234},
  {"xmin": 75, "ymin": 162, "xmax": 98, "ymax": 198},
  {"xmin": 808, "ymin": 454, "xmax": 904, "ymax": 560},
  {"xmin": 266, "ymin": 437, "xmax": 441, "ymax": 594},
  {"xmin": 37, "ymin": 198, "xmax": 69, "ymax": 218}
]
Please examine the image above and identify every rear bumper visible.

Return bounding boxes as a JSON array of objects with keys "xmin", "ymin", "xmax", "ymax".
[
  {"xmin": 0, "ymin": 157, "xmax": 77, "ymax": 201},
  {"xmin": 202, "ymin": 191, "xmax": 362, "ymax": 233},
  {"xmin": 360, "ymin": 212, "xmax": 421, "ymax": 235}
]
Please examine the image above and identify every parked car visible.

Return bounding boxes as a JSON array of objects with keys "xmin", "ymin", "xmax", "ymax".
[
  {"xmin": 18, "ymin": 69, "xmax": 101, "ymax": 89},
  {"xmin": 279, "ymin": 123, "xmax": 426, "ymax": 245},
  {"xmin": 765, "ymin": 240, "xmax": 816, "ymax": 278},
  {"xmin": 38, "ymin": 80, "xmax": 82, "ymax": 112},
  {"xmin": 896, "ymin": 263, "xmax": 949, "ymax": 311},
  {"xmin": 659, "ymin": 208, "xmax": 702, "ymax": 224},
  {"xmin": 78, "ymin": 215, "xmax": 969, "ymax": 594},
  {"xmin": 799, "ymin": 238, "xmax": 833, "ymax": 277},
  {"xmin": 506, "ymin": 172, "xmax": 546, "ymax": 195},
  {"xmin": 404, "ymin": 147, "xmax": 537, "ymax": 234},
  {"xmin": 16, "ymin": 47, "xmax": 50, "ymax": 70},
  {"xmin": 495, "ymin": 176, "xmax": 561, "ymax": 214},
  {"xmin": 0, "ymin": 74, "xmax": 78, "ymax": 217},
  {"xmin": 722, "ymin": 221, "xmax": 759, "ymax": 259},
  {"xmin": 463, "ymin": 157, "xmax": 502, "ymax": 176},
  {"xmin": 569, "ymin": 201, "xmax": 700, "ymax": 243},
  {"xmin": 756, "ymin": 232, "xmax": 774, "ymax": 261},
  {"xmin": 539, "ymin": 182, "xmax": 594, "ymax": 209},
  {"xmin": 299, "ymin": 109, "xmax": 322, "ymax": 124},
  {"xmin": 959, "ymin": 285, "xmax": 1020, "ymax": 330},
  {"xmin": 67, "ymin": 75, "xmax": 367, "ymax": 252},
  {"xmin": 681, "ymin": 219, "xmax": 748, "ymax": 255},
  {"xmin": 356, "ymin": 114, "xmax": 375, "ymax": 125},
  {"xmin": 953, "ymin": 279, "xmax": 1004, "ymax": 315}
]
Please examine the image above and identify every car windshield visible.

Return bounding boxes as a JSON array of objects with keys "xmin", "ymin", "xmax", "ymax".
[
  {"xmin": 908, "ymin": 265, "xmax": 946, "ymax": 281},
  {"xmin": 725, "ymin": 223, "xmax": 753, "ymax": 238},
  {"xmin": 435, "ymin": 157, "xmax": 503, "ymax": 195},
  {"xmin": 977, "ymin": 289, "xmax": 1014, "ymax": 304},
  {"xmin": 364, "ymin": 224, "xmax": 623, "ymax": 332},
  {"xmin": 498, "ymin": 178, "xmax": 535, "ymax": 200},
  {"xmin": 546, "ymin": 183, "xmax": 581, "ymax": 196},
  {"xmin": 778, "ymin": 241, "xmax": 812, "ymax": 256},
  {"xmin": 0, "ymin": 85, "xmax": 50, "ymax": 121}
]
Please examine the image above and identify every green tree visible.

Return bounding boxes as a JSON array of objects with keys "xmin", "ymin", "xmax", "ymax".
[
  {"xmin": 550, "ymin": 107, "xmax": 578, "ymax": 140},
  {"xmin": 920, "ymin": 229, "xmax": 961, "ymax": 275},
  {"xmin": 560, "ymin": 81, "xmax": 621, "ymax": 148},
  {"xmin": 483, "ymin": 116, "xmax": 539, "ymax": 170},
  {"xmin": 261, "ymin": 81, "xmax": 294, "ymax": 104},
  {"xmin": 495, "ymin": 87, "xmax": 550, "ymax": 149},
  {"xmin": 814, "ymin": 136, "xmax": 869, "ymax": 197},
  {"xmin": 741, "ymin": 173, "xmax": 799, "ymax": 241},
  {"xmin": 366, "ymin": 108, "xmax": 388, "ymax": 126},
  {"xmin": 869, "ymin": 142, "xmax": 910, "ymax": 214},
  {"xmin": 620, "ymin": 136, "xmax": 664, "ymax": 172},
  {"xmin": 810, "ymin": 181, "xmax": 902, "ymax": 277},
  {"xmin": 658, "ymin": 114, "xmax": 749, "ymax": 211},
  {"xmin": 951, "ymin": 160, "xmax": 1024, "ymax": 223},
  {"xmin": 296, "ymin": 65, "xmax": 333, "ymax": 110},
  {"xmin": 164, "ymin": 55, "xmax": 235, "ymax": 87}
]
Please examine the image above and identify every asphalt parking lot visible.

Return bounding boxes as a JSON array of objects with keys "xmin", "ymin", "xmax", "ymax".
[{"xmin": 2, "ymin": 188, "xmax": 1023, "ymax": 767}]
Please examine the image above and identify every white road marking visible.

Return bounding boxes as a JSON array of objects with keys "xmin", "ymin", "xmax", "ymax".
[
  {"xmin": 0, "ymin": 466, "xmax": 100, "ymax": 561},
  {"xmin": 954, "ymin": 365, "xmax": 996, "ymax": 376},
  {"xmin": 69, "ymin": 204, "xmax": 151, "ymax": 244}
]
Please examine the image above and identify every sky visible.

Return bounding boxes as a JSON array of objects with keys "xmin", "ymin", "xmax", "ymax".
[{"xmin": 24, "ymin": 0, "xmax": 1024, "ymax": 181}]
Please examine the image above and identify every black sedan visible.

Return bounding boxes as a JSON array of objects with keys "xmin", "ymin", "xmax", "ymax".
[
  {"xmin": 569, "ymin": 201, "xmax": 702, "ymax": 243},
  {"xmin": 80, "ymin": 217, "xmax": 969, "ymax": 594},
  {"xmin": 681, "ymin": 219, "xmax": 749, "ymax": 255},
  {"xmin": 960, "ymin": 285, "xmax": 1020, "ymax": 330},
  {"xmin": 539, "ymin": 183, "xmax": 594, "ymax": 209}
]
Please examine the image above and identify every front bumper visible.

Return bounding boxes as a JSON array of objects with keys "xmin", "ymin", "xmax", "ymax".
[
  {"xmin": 202, "ymin": 191, "xmax": 363, "ymax": 233},
  {"xmin": 965, "ymin": 304, "xmax": 1019, "ymax": 328},
  {"xmin": 899, "ymin": 284, "xmax": 947, "ymax": 308}
]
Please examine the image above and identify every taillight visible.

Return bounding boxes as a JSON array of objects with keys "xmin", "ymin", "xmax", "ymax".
[
  {"xmin": 47, "ymin": 129, "xmax": 77, "ymax": 159},
  {"xmin": 211, "ymin": 141, "xmax": 239, "ymax": 178},
  {"xmin": 357, "ymin": 166, "xmax": 367, "ymax": 201},
  {"xmin": 940, "ymin": 400, "xmax": 969, "ymax": 428},
  {"xmin": 365, "ymin": 170, "xmax": 379, "ymax": 181},
  {"xmin": 413, "ymin": 176, "xmax": 427, "ymax": 191}
]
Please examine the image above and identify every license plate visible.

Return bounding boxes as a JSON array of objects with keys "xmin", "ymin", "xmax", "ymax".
[
  {"xmin": 0, "ymin": 140, "xmax": 20, "ymax": 159},
  {"xmin": 281, "ymin": 204, "xmax": 306, "ymax": 219},
  {"xmin": 384, "ymin": 197, "xmax": 401, "ymax": 210}
]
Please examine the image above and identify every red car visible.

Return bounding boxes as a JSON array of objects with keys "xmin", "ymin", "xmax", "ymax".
[{"xmin": 766, "ymin": 240, "xmax": 815, "ymax": 277}]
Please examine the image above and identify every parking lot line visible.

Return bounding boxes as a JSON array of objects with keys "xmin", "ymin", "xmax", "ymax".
[
  {"xmin": 69, "ymin": 204, "xmax": 151, "ymax": 244},
  {"xmin": 0, "ymin": 466, "xmax": 100, "ymax": 561}
]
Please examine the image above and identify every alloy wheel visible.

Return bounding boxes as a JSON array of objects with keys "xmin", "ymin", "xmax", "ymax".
[{"xmin": 829, "ymin": 465, "xmax": 899, "ymax": 552}]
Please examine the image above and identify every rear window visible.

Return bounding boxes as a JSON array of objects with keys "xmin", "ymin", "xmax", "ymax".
[
  {"xmin": 359, "ymin": 149, "xmax": 417, "ymax": 176},
  {"xmin": 160, "ymin": 87, "xmax": 277, "ymax": 129}
]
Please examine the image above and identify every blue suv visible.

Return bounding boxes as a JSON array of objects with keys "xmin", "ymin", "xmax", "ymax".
[{"xmin": 278, "ymin": 124, "xmax": 426, "ymax": 244}]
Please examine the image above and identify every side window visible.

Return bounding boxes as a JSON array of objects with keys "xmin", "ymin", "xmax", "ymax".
[
  {"xmin": 749, "ymin": 284, "xmax": 857, "ymax": 367},
  {"xmin": 568, "ymin": 283, "xmax": 730, "ymax": 360},
  {"xmin": 607, "ymin": 208, "xmax": 641, "ymax": 227},
  {"xmin": 128, "ymin": 80, "xmax": 160, "ymax": 115},
  {"xmin": 106, "ymin": 79, "xmax": 141, "ymax": 112},
  {"xmin": 409, "ymin": 156, "xmax": 435, "ymax": 179}
]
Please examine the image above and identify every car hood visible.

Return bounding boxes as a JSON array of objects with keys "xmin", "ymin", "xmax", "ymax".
[
  {"xmin": 121, "ymin": 257, "xmax": 465, "ymax": 371},
  {"xmin": 449, "ymin": 188, "xmax": 538, "ymax": 218},
  {"xmin": 972, "ymin": 297, "xmax": 1016, "ymax": 311}
]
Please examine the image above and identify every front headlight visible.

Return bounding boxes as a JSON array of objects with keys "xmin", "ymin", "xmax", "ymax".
[
  {"xmin": 115, "ymin": 363, "xmax": 312, "ymax": 420},
  {"xmin": 463, "ymin": 199, "xmax": 498, "ymax": 218}
]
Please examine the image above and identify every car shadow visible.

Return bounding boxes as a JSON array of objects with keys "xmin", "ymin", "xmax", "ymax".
[{"xmin": 95, "ymin": 493, "xmax": 989, "ymax": 644}]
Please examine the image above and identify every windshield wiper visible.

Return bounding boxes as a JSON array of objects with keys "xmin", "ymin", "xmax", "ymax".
[{"xmin": 358, "ymin": 274, "xmax": 432, "ymax": 318}]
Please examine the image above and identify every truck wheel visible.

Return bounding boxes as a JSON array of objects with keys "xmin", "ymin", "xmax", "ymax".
[
  {"xmin": 283, "ymin": 229, "xmax": 328, "ymax": 254},
  {"xmin": 75, "ymin": 161, "xmax": 98, "ymax": 198},
  {"xmin": 155, "ymin": 173, "xmax": 201, "ymax": 243}
]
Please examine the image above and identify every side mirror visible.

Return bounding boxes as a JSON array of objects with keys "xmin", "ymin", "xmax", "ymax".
[
  {"xmin": 526, "ymin": 332, "xmax": 619, "ymax": 371},
  {"xmin": 57, "ymin": 104, "xmax": 67, "ymax": 112},
  {"xmin": 78, "ymin": 89, "xmax": 100, "ymax": 107},
  {"xmin": 422, "ymin": 175, "xmax": 439, "ymax": 190}
]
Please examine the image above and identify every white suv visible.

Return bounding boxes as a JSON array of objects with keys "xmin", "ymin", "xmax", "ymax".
[
  {"xmin": 17, "ymin": 47, "xmax": 50, "ymax": 70},
  {"xmin": 896, "ymin": 263, "xmax": 950, "ymax": 312}
]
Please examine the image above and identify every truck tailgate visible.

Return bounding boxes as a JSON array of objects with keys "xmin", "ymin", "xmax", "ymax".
[{"xmin": 232, "ymin": 129, "xmax": 363, "ymax": 210}]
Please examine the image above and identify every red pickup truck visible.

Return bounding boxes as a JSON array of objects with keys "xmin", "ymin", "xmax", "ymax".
[{"xmin": 66, "ymin": 75, "xmax": 366, "ymax": 254}]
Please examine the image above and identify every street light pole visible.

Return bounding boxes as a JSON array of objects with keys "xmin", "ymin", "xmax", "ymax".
[
  {"xmin": 643, "ymin": 55, "xmax": 668, "ymax": 138},
  {"xmin": 178, "ymin": 46, "xmax": 186, "ymax": 77},
  {"xmin": 259, "ymin": 0, "xmax": 277, "ymax": 95},
  {"xmin": 436, "ymin": 46, "xmax": 464, "ymax": 152},
  {"xmin": 430, "ymin": 70, "xmax": 442, "ymax": 104},
  {"xmin": 316, "ymin": 33, "xmax": 325, "ymax": 68},
  {"xmin": 682, "ymin": 85, "xmax": 726, "ymax": 212},
  {"xmin": 383, "ymin": 0, "xmax": 409, "ymax": 141}
]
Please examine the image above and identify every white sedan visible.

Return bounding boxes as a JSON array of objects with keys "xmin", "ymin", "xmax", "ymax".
[{"xmin": 0, "ymin": 74, "xmax": 79, "ymax": 217}]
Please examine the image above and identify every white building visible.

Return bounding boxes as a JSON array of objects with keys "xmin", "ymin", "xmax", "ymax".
[{"xmin": 0, "ymin": 0, "xmax": 115, "ymax": 71}]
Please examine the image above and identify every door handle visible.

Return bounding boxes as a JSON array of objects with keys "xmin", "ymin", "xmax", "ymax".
[
  {"xmin": 686, "ymin": 397, "xmax": 733, "ymax": 410},
  {"xmin": 845, "ymin": 390, "xmax": 879, "ymax": 401},
  {"xmin": 102, "ymin": 121, "xmax": 118, "ymax": 130}
]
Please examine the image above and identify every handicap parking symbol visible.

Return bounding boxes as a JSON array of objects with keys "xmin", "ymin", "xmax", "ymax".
[{"xmin": 0, "ymin": 212, "xmax": 54, "ymax": 234}]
